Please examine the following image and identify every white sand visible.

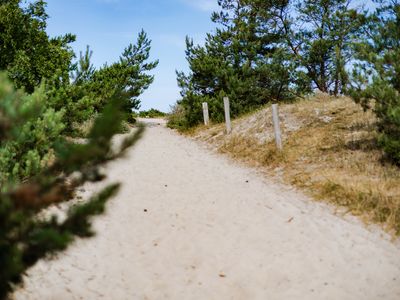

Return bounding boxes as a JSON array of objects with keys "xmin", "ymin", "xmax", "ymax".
[{"xmin": 13, "ymin": 119, "xmax": 400, "ymax": 300}]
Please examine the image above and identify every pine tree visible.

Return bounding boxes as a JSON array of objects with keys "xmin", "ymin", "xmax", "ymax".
[
  {"xmin": 173, "ymin": 0, "xmax": 306, "ymax": 129},
  {"xmin": 44, "ymin": 31, "xmax": 159, "ymax": 133},
  {"xmin": 0, "ymin": 0, "xmax": 75, "ymax": 93},
  {"xmin": 350, "ymin": 0, "xmax": 400, "ymax": 163},
  {"xmin": 282, "ymin": 0, "xmax": 364, "ymax": 95},
  {"xmin": 87, "ymin": 30, "xmax": 159, "ymax": 113},
  {"xmin": 0, "ymin": 2, "xmax": 158, "ymax": 133},
  {"xmin": 72, "ymin": 46, "xmax": 95, "ymax": 85}
]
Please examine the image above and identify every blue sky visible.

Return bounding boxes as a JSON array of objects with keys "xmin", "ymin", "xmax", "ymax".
[{"xmin": 45, "ymin": 0, "xmax": 218, "ymax": 112}]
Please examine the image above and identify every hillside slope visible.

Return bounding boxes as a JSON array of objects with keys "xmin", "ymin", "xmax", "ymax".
[{"xmin": 191, "ymin": 94, "xmax": 400, "ymax": 234}]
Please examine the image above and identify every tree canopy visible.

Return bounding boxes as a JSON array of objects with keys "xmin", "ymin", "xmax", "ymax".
[{"xmin": 350, "ymin": 0, "xmax": 400, "ymax": 163}]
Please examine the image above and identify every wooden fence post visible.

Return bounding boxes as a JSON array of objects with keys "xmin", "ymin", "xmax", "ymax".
[
  {"xmin": 202, "ymin": 102, "xmax": 210, "ymax": 126},
  {"xmin": 272, "ymin": 104, "xmax": 283, "ymax": 151},
  {"xmin": 223, "ymin": 97, "xmax": 232, "ymax": 134}
]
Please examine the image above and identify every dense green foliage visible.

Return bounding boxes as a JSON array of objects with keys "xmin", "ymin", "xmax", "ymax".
[
  {"xmin": 173, "ymin": 0, "xmax": 309, "ymax": 128},
  {"xmin": 86, "ymin": 30, "xmax": 158, "ymax": 113},
  {"xmin": 0, "ymin": 0, "xmax": 157, "ymax": 180},
  {"xmin": 0, "ymin": 75, "xmax": 145, "ymax": 298},
  {"xmin": 284, "ymin": 0, "xmax": 364, "ymax": 95},
  {"xmin": 0, "ymin": 0, "xmax": 75, "ymax": 93},
  {"xmin": 350, "ymin": 0, "xmax": 400, "ymax": 163},
  {"xmin": 0, "ymin": 81, "xmax": 64, "ymax": 185},
  {"xmin": 0, "ymin": 0, "xmax": 158, "ymax": 132},
  {"xmin": 48, "ymin": 30, "xmax": 158, "ymax": 132},
  {"xmin": 132, "ymin": 108, "xmax": 167, "ymax": 119},
  {"xmin": 0, "ymin": 0, "xmax": 157, "ymax": 297}
]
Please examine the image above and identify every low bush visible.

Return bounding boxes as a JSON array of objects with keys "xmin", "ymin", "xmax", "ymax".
[
  {"xmin": 0, "ymin": 78, "xmax": 65, "ymax": 186},
  {"xmin": 167, "ymin": 104, "xmax": 190, "ymax": 131},
  {"xmin": 350, "ymin": 1, "xmax": 400, "ymax": 164},
  {"xmin": 136, "ymin": 108, "xmax": 167, "ymax": 118},
  {"xmin": 0, "ymin": 75, "xmax": 144, "ymax": 298}
]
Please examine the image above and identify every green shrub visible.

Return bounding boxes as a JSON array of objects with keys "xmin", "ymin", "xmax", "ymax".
[
  {"xmin": 0, "ymin": 0, "xmax": 75, "ymax": 93},
  {"xmin": 137, "ymin": 108, "xmax": 167, "ymax": 118},
  {"xmin": 47, "ymin": 32, "xmax": 158, "ymax": 134},
  {"xmin": 0, "ymin": 75, "xmax": 144, "ymax": 298},
  {"xmin": 0, "ymin": 76, "xmax": 65, "ymax": 186},
  {"xmin": 167, "ymin": 103, "xmax": 191, "ymax": 131},
  {"xmin": 350, "ymin": 1, "xmax": 400, "ymax": 164}
]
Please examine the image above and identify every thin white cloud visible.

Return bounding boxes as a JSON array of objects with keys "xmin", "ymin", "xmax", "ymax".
[{"xmin": 180, "ymin": 0, "xmax": 219, "ymax": 12}]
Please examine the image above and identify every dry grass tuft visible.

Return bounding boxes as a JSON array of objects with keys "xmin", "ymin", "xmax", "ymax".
[{"xmin": 190, "ymin": 94, "xmax": 400, "ymax": 235}]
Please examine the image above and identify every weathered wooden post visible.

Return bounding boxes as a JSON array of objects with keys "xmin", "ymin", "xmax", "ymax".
[
  {"xmin": 202, "ymin": 102, "xmax": 210, "ymax": 126},
  {"xmin": 271, "ymin": 104, "xmax": 283, "ymax": 151},
  {"xmin": 223, "ymin": 97, "xmax": 232, "ymax": 134}
]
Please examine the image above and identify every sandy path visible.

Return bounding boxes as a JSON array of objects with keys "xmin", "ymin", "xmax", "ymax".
[{"xmin": 13, "ymin": 119, "xmax": 400, "ymax": 300}]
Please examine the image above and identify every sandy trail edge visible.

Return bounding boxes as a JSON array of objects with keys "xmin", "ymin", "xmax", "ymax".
[{"xmin": 12, "ymin": 119, "xmax": 400, "ymax": 300}]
